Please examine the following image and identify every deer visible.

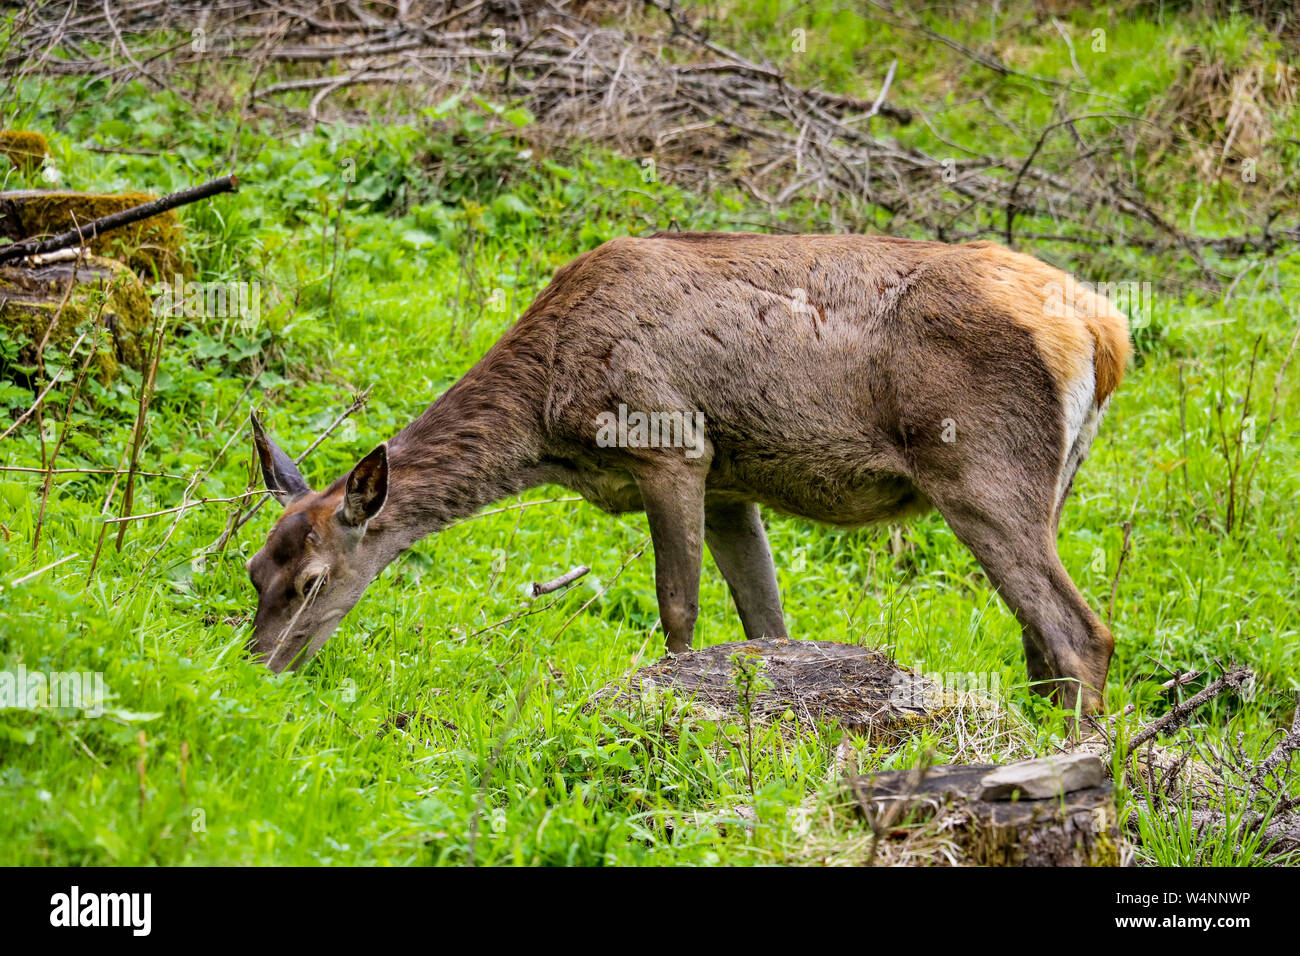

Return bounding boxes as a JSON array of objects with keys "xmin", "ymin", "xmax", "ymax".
[{"xmin": 245, "ymin": 233, "xmax": 1130, "ymax": 714}]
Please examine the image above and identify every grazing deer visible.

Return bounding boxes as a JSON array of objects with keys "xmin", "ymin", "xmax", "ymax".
[{"xmin": 246, "ymin": 233, "xmax": 1129, "ymax": 714}]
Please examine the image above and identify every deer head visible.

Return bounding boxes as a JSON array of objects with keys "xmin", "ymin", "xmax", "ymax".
[{"xmin": 244, "ymin": 410, "xmax": 391, "ymax": 672}]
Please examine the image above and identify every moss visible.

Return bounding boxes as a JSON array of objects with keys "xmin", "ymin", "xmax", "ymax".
[
  {"xmin": 0, "ymin": 256, "xmax": 154, "ymax": 381},
  {"xmin": 0, "ymin": 190, "xmax": 188, "ymax": 279},
  {"xmin": 0, "ymin": 296, "xmax": 117, "ymax": 380},
  {"xmin": 0, "ymin": 130, "xmax": 49, "ymax": 173}
]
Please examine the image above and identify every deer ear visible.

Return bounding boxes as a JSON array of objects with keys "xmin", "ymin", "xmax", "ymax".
[
  {"xmin": 339, "ymin": 442, "xmax": 388, "ymax": 527},
  {"xmin": 251, "ymin": 408, "xmax": 311, "ymax": 507}
]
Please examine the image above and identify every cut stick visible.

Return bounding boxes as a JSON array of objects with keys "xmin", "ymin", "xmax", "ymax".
[{"xmin": 531, "ymin": 565, "xmax": 590, "ymax": 598}]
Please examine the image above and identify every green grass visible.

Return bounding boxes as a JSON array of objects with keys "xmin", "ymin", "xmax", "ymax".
[{"xmin": 0, "ymin": 5, "xmax": 1297, "ymax": 865}]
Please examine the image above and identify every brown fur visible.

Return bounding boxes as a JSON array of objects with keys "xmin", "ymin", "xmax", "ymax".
[{"xmin": 245, "ymin": 233, "xmax": 1130, "ymax": 716}]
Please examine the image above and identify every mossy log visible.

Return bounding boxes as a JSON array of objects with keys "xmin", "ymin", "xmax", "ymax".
[
  {"xmin": 0, "ymin": 189, "xmax": 185, "ymax": 278},
  {"xmin": 0, "ymin": 131, "xmax": 49, "ymax": 174},
  {"xmin": 0, "ymin": 256, "xmax": 154, "ymax": 380},
  {"xmin": 846, "ymin": 757, "xmax": 1121, "ymax": 866}
]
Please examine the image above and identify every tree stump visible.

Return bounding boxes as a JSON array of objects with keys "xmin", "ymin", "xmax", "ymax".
[
  {"xmin": 594, "ymin": 637, "xmax": 952, "ymax": 742},
  {"xmin": 846, "ymin": 754, "xmax": 1121, "ymax": 866},
  {"xmin": 0, "ymin": 255, "xmax": 153, "ymax": 380},
  {"xmin": 0, "ymin": 131, "xmax": 49, "ymax": 174}
]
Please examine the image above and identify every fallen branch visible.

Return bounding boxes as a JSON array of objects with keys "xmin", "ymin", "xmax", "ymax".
[
  {"xmin": 1123, "ymin": 666, "xmax": 1253, "ymax": 760},
  {"xmin": 11, "ymin": 3, "xmax": 1300, "ymax": 266},
  {"xmin": 0, "ymin": 174, "xmax": 239, "ymax": 264},
  {"xmin": 1120, "ymin": 670, "xmax": 1201, "ymax": 717},
  {"xmin": 1250, "ymin": 694, "xmax": 1300, "ymax": 789}
]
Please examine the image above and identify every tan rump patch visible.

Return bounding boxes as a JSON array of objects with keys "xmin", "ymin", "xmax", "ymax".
[{"xmin": 967, "ymin": 243, "xmax": 1131, "ymax": 405}]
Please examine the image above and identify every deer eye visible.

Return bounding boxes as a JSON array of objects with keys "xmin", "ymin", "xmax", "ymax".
[{"xmin": 299, "ymin": 572, "xmax": 326, "ymax": 598}]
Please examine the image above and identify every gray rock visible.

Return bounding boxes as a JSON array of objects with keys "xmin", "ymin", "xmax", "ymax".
[{"xmin": 977, "ymin": 754, "xmax": 1104, "ymax": 801}]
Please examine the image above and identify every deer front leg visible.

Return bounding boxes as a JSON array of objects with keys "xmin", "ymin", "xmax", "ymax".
[
  {"xmin": 636, "ymin": 464, "xmax": 707, "ymax": 655},
  {"xmin": 1022, "ymin": 630, "xmax": 1054, "ymax": 691},
  {"xmin": 705, "ymin": 500, "xmax": 787, "ymax": 641},
  {"xmin": 932, "ymin": 498, "xmax": 1113, "ymax": 715}
]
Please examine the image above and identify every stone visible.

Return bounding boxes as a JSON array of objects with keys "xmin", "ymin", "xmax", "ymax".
[{"xmin": 976, "ymin": 753, "xmax": 1105, "ymax": 801}]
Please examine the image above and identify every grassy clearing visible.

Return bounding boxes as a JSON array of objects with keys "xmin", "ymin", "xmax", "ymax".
[{"xmin": 0, "ymin": 5, "xmax": 1297, "ymax": 865}]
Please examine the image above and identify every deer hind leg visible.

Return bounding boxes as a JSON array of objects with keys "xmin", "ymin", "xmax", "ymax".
[
  {"xmin": 635, "ymin": 461, "xmax": 708, "ymax": 655},
  {"xmin": 704, "ymin": 500, "xmax": 787, "ymax": 641},
  {"xmin": 923, "ymin": 480, "xmax": 1113, "ymax": 715}
]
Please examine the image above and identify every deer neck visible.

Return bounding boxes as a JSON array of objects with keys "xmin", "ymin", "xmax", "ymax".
[{"xmin": 375, "ymin": 351, "xmax": 546, "ymax": 550}]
